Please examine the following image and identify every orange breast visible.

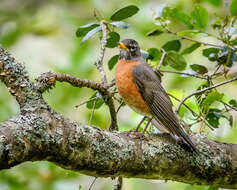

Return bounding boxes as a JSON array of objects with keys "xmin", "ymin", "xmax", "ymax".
[{"xmin": 115, "ymin": 60, "xmax": 151, "ymax": 116}]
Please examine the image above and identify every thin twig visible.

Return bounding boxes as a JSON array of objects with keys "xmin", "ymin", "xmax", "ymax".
[
  {"xmin": 221, "ymin": 101, "xmax": 237, "ymax": 112},
  {"xmin": 157, "ymin": 48, "xmax": 167, "ymax": 71},
  {"xmin": 36, "ymin": 72, "xmax": 107, "ymax": 93},
  {"xmin": 75, "ymin": 97, "xmax": 98, "ymax": 108},
  {"xmin": 169, "ymin": 93, "xmax": 214, "ymax": 130},
  {"xmin": 116, "ymin": 101, "xmax": 125, "ymax": 113},
  {"xmin": 160, "ymin": 70, "xmax": 207, "ymax": 80},
  {"xmin": 89, "ymin": 177, "xmax": 97, "ymax": 190},
  {"xmin": 189, "ymin": 119, "xmax": 202, "ymax": 126},
  {"xmin": 95, "ymin": 20, "xmax": 108, "ymax": 84},
  {"xmin": 95, "ymin": 20, "xmax": 118, "ymax": 131},
  {"xmin": 107, "ymin": 81, "xmax": 116, "ymax": 88},
  {"xmin": 168, "ymin": 93, "xmax": 199, "ymax": 118},
  {"xmin": 162, "ymin": 25, "xmax": 223, "ymax": 48},
  {"xmin": 89, "ymin": 99, "xmax": 97, "ymax": 125},
  {"xmin": 199, "ymin": 110, "xmax": 208, "ymax": 133},
  {"xmin": 176, "ymin": 76, "xmax": 237, "ymax": 113},
  {"xmin": 180, "ymin": 35, "xmax": 222, "ymax": 48},
  {"xmin": 212, "ymin": 65, "xmax": 222, "ymax": 77},
  {"xmin": 114, "ymin": 177, "xmax": 123, "ymax": 190}
]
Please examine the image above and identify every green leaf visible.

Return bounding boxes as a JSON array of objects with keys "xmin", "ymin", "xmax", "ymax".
[
  {"xmin": 162, "ymin": 40, "xmax": 181, "ymax": 52},
  {"xmin": 106, "ymin": 32, "xmax": 120, "ymax": 48},
  {"xmin": 177, "ymin": 30, "xmax": 200, "ymax": 37},
  {"xmin": 108, "ymin": 55, "xmax": 119, "ymax": 70},
  {"xmin": 147, "ymin": 48, "xmax": 162, "ymax": 61},
  {"xmin": 146, "ymin": 29, "xmax": 163, "ymax": 36},
  {"xmin": 76, "ymin": 23, "xmax": 99, "ymax": 37},
  {"xmin": 80, "ymin": 26, "xmax": 102, "ymax": 44},
  {"xmin": 191, "ymin": 4, "xmax": 208, "ymax": 28},
  {"xmin": 218, "ymin": 46, "xmax": 236, "ymax": 67},
  {"xmin": 202, "ymin": 48, "xmax": 220, "ymax": 61},
  {"xmin": 208, "ymin": 186, "xmax": 218, "ymax": 190},
  {"xmin": 229, "ymin": 115, "xmax": 233, "ymax": 127},
  {"xmin": 110, "ymin": 21, "xmax": 130, "ymax": 29},
  {"xmin": 87, "ymin": 92, "xmax": 104, "ymax": 109},
  {"xmin": 164, "ymin": 51, "xmax": 187, "ymax": 71},
  {"xmin": 110, "ymin": 5, "xmax": 139, "ymax": 21},
  {"xmin": 78, "ymin": 184, "xmax": 82, "ymax": 190},
  {"xmin": 212, "ymin": 18, "xmax": 222, "ymax": 29},
  {"xmin": 201, "ymin": 91, "xmax": 223, "ymax": 111},
  {"xmin": 181, "ymin": 43, "xmax": 201, "ymax": 55},
  {"xmin": 206, "ymin": 109, "xmax": 222, "ymax": 128},
  {"xmin": 230, "ymin": 0, "xmax": 237, "ymax": 16},
  {"xmin": 229, "ymin": 99, "xmax": 237, "ymax": 107},
  {"xmin": 231, "ymin": 37, "xmax": 237, "ymax": 45},
  {"xmin": 205, "ymin": 0, "xmax": 222, "ymax": 7},
  {"xmin": 190, "ymin": 64, "xmax": 208, "ymax": 74},
  {"xmin": 171, "ymin": 8, "xmax": 193, "ymax": 29}
]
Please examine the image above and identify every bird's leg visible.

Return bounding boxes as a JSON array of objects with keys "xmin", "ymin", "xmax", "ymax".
[
  {"xmin": 140, "ymin": 118, "xmax": 152, "ymax": 136},
  {"xmin": 130, "ymin": 118, "xmax": 152, "ymax": 138},
  {"xmin": 133, "ymin": 116, "xmax": 147, "ymax": 132}
]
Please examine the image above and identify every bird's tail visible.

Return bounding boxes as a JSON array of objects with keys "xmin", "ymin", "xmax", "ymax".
[
  {"xmin": 178, "ymin": 126, "xmax": 198, "ymax": 153},
  {"xmin": 151, "ymin": 118, "xmax": 198, "ymax": 153}
]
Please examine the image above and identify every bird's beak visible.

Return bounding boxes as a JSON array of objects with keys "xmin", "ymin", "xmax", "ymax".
[{"xmin": 118, "ymin": 42, "xmax": 129, "ymax": 50}]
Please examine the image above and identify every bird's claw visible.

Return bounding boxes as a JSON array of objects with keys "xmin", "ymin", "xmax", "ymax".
[{"xmin": 128, "ymin": 131, "xmax": 148, "ymax": 140}]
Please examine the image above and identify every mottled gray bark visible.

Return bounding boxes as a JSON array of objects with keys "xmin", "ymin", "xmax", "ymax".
[{"xmin": 0, "ymin": 47, "xmax": 237, "ymax": 189}]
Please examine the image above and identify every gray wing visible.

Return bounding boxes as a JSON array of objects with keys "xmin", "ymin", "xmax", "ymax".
[{"xmin": 132, "ymin": 62, "xmax": 181, "ymax": 135}]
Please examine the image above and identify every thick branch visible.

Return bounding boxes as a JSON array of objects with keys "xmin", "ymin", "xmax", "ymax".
[
  {"xmin": 0, "ymin": 112, "xmax": 236, "ymax": 189},
  {"xmin": 0, "ymin": 47, "xmax": 46, "ymax": 112}
]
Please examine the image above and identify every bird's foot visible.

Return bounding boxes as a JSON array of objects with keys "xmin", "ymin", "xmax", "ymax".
[{"xmin": 129, "ymin": 131, "xmax": 148, "ymax": 140}]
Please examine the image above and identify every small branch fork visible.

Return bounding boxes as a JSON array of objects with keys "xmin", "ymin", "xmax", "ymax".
[
  {"xmin": 36, "ymin": 72, "xmax": 118, "ymax": 130},
  {"xmin": 176, "ymin": 76, "xmax": 237, "ymax": 113},
  {"xmin": 35, "ymin": 20, "xmax": 118, "ymax": 131},
  {"xmin": 97, "ymin": 20, "xmax": 122, "ymax": 187}
]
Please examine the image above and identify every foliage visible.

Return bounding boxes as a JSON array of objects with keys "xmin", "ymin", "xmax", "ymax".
[
  {"xmin": 75, "ymin": 0, "xmax": 237, "ymax": 134},
  {"xmin": 0, "ymin": 0, "xmax": 237, "ymax": 189}
]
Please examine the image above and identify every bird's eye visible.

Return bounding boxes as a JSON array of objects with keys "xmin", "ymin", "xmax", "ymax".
[{"xmin": 130, "ymin": 46, "xmax": 136, "ymax": 51}]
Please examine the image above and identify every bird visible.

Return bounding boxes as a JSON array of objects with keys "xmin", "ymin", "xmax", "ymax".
[{"xmin": 115, "ymin": 38, "xmax": 197, "ymax": 152}]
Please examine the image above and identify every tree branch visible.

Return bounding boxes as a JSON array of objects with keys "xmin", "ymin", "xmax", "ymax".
[
  {"xmin": 157, "ymin": 48, "xmax": 166, "ymax": 71},
  {"xmin": 0, "ymin": 112, "xmax": 236, "ymax": 189},
  {"xmin": 36, "ymin": 72, "xmax": 118, "ymax": 130},
  {"xmin": 95, "ymin": 20, "xmax": 108, "ymax": 84},
  {"xmin": 162, "ymin": 25, "xmax": 223, "ymax": 48},
  {"xmin": 160, "ymin": 70, "xmax": 207, "ymax": 80}
]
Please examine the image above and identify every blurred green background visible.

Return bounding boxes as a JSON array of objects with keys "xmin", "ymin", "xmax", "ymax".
[{"xmin": 0, "ymin": 0, "xmax": 236, "ymax": 189}]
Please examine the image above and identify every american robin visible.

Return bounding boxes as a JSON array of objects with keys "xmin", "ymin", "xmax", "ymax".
[{"xmin": 116, "ymin": 39, "xmax": 197, "ymax": 152}]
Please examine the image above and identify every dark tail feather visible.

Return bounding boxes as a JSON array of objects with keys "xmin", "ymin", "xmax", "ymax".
[{"xmin": 179, "ymin": 127, "xmax": 199, "ymax": 154}]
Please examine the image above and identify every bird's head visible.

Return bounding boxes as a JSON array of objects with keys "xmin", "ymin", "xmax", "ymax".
[{"xmin": 118, "ymin": 39, "xmax": 141, "ymax": 60}]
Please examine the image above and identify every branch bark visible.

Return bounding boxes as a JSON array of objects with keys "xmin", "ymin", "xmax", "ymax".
[{"xmin": 1, "ymin": 47, "xmax": 237, "ymax": 189}]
